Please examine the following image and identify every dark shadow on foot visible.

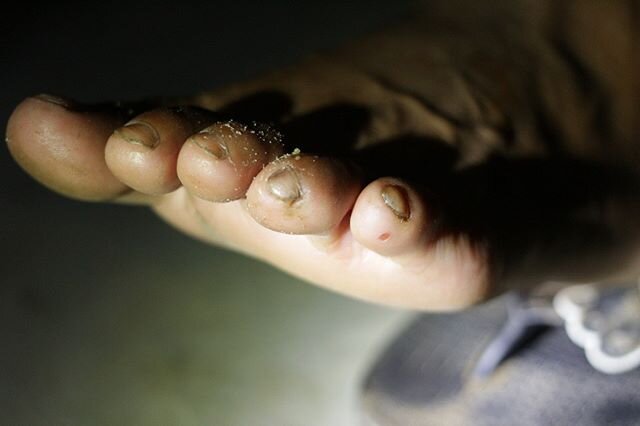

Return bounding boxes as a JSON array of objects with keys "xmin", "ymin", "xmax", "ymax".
[
  {"xmin": 281, "ymin": 103, "xmax": 371, "ymax": 155},
  {"xmin": 218, "ymin": 90, "xmax": 294, "ymax": 123},
  {"xmin": 356, "ymin": 133, "xmax": 640, "ymax": 294},
  {"xmin": 216, "ymin": 92, "xmax": 371, "ymax": 155},
  {"xmin": 211, "ymin": 93, "xmax": 640, "ymax": 293}
]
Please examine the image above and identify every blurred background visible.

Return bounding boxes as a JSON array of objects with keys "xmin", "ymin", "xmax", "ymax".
[{"xmin": 0, "ymin": 2, "xmax": 414, "ymax": 424}]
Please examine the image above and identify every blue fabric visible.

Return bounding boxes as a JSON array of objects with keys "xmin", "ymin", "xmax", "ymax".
[{"xmin": 360, "ymin": 292, "xmax": 640, "ymax": 426}]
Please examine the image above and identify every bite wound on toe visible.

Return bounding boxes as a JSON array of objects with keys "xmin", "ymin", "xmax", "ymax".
[{"xmin": 381, "ymin": 185, "xmax": 410, "ymax": 221}]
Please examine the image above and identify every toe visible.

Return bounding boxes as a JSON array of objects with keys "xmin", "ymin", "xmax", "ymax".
[
  {"xmin": 177, "ymin": 121, "xmax": 284, "ymax": 202},
  {"xmin": 350, "ymin": 178, "xmax": 435, "ymax": 257},
  {"xmin": 6, "ymin": 94, "xmax": 129, "ymax": 201},
  {"xmin": 246, "ymin": 152, "xmax": 361, "ymax": 235},
  {"xmin": 105, "ymin": 106, "xmax": 211, "ymax": 195}
]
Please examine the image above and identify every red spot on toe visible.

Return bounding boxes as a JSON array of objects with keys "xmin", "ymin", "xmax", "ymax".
[{"xmin": 378, "ymin": 232, "xmax": 390, "ymax": 241}]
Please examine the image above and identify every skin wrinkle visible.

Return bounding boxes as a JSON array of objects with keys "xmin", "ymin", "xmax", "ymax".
[
  {"xmin": 347, "ymin": 71, "xmax": 458, "ymax": 147},
  {"xmin": 335, "ymin": 48, "xmax": 517, "ymax": 172}
]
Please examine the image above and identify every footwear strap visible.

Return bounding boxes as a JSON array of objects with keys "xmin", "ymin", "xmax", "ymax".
[{"xmin": 474, "ymin": 283, "xmax": 640, "ymax": 376}]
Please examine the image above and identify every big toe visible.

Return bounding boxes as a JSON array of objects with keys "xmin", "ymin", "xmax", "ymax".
[{"xmin": 6, "ymin": 94, "xmax": 128, "ymax": 201}]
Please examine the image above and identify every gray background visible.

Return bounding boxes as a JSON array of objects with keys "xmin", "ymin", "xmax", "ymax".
[{"xmin": 1, "ymin": 2, "xmax": 413, "ymax": 424}]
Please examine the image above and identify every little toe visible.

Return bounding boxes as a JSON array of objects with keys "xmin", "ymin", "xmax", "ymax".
[
  {"xmin": 350, "ymin": 178, "xmax": 435, "ymax": 257},
  {"xmin": 246, "ymin": 152, "xmax": 361, "ymax": 235},
  {"xmin": 105, "ymin": 106, "xmax": 212, "ymax": 195},
  {"xmin": 177, "ymin": 121, "xmax": 285, "ymax": 202},
  {"xmin": 6, "ymin": 94, "xmax": 131, "ymax": 201}
]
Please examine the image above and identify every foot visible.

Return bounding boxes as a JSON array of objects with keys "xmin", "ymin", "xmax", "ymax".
[{"xmin": 6, "ymin": 52, "xmax": 639, "ymax": 310}]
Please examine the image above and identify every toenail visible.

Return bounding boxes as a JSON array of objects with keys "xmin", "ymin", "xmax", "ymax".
[
  {"xmin": 190, "ymin": 133, "xmax": 229, "ymax": 159},
  {"xmin": 267, "ymin": 167, "xmax": 302, "ymax": 203},
  {"xmin": 33, "ymin": 93, "xmax": 73, "ymax": 109},
  {"xmin": 381, "ymin": 185, "xmax": 410, "ymax": 221},
  {"xmin": 115, "ymin": 121, "xmax": 159, "ymax": 148}
]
